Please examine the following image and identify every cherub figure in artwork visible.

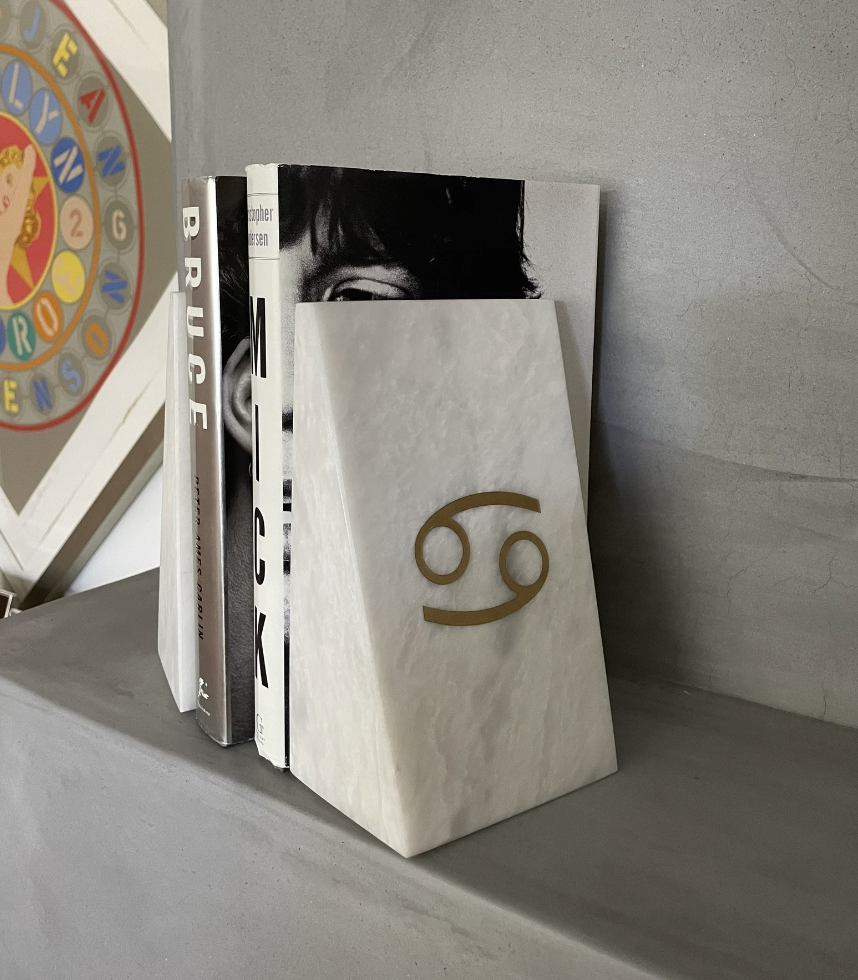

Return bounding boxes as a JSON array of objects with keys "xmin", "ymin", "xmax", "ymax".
[{"xmin": 0, "ymin": 144, "xmax": 39, "ymax": 310}]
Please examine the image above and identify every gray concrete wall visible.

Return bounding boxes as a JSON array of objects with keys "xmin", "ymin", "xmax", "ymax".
[{"xmin": 167, "ymin": 0, "xmax": 858, "ymax": 726}]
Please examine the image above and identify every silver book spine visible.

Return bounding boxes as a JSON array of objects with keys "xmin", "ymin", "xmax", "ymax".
[{"xmin": 183, "ymin": 177, "xmax": 230, "ymax": 745}]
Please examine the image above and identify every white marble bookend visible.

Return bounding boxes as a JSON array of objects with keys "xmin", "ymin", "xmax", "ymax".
[{"xmin": 291, "ymin": 299, "xmax": 616, "ymax": 857}]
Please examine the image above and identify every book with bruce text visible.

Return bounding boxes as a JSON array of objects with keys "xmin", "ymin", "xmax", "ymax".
[{"xmin": 182, "ymin": 175, "xmax": 254, "ymax": 746}]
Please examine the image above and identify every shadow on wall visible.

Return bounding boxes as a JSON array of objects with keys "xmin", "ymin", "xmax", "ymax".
[
  {"xmin": 587, "ymin": 189, "xmax": 684, "ymax": 688},
  {"xmin": 586, "ymin": 232, "xmax": 858, "ymax": 727},
  {"xmin": 588, "ymin": 417, "xmax": 691, "ymax": 686}
]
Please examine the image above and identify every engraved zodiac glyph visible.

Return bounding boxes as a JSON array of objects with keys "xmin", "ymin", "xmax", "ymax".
[{"xmin": 415, "ymin": 491, "xmax": 550, "ymax": 626}]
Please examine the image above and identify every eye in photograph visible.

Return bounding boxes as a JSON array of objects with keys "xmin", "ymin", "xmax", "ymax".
[{"xmin": 324, "ymin": 265, "xmax": 419, "ymax": 301}]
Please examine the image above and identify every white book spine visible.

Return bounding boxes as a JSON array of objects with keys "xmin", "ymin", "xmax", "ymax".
[{"xmin": 247, "ymin": 164, "xmax": 287, "ymax": 768}]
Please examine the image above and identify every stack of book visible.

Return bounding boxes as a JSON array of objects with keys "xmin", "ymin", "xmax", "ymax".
[{"xmin": 176, "ymin": 164, "xmax": 601, "ymax": 772}]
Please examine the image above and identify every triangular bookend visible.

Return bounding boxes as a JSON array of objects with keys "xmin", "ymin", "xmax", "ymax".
[{"xmin": 292, "ymin": 299, "xmax": 616, "ymax": 857}]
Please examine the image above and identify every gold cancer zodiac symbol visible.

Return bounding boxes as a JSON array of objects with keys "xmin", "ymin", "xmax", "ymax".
[{"xmin": 415, "ymin": 492, "xmax": 550, "ymax": 626}]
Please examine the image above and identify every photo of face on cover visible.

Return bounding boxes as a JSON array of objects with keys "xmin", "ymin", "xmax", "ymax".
[{"xmin": 219, "ymin": 166, "xmax": 599, "ymax": 657}]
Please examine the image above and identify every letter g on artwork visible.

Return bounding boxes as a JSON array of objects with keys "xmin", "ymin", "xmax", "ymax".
[{"xmin": 415, "ymin": 492, "xmax": 549, "ymax": 626}]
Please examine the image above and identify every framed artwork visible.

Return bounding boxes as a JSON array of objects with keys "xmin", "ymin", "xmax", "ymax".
[{"xmin": 0, "ymin": 0, "xmax": 175, "ymax": 605}]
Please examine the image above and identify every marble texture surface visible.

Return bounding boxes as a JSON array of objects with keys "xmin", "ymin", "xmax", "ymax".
[{"xmin": 291, "ymin": 299, "xmax": 616, "ymax": 857}]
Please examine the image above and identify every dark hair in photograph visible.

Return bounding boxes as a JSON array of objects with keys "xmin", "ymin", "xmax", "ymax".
[
  {"xmin": 219, "ymin": 195, "xmax": 250, "ymax": 365},
  {"xmin": 278, "ymin": 165, "xmax": 539, "ymax": 302},
  {"xmin": 218, "ymin": 166, "xmax": 541, "ymax": 363}
]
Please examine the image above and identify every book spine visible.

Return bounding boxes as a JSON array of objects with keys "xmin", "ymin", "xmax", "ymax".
[
  {"xmin": 182, "ymin": 177, "xmax": 231, "ymax": 745},
  {"xmin": 247, "ymin": 165, "xmax": 288, "ymax": 768}
]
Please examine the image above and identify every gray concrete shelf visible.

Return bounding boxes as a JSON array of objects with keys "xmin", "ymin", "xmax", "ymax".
[{"xmin": 1, "ymin": 570, "xmax": 855, "ymax": 979}]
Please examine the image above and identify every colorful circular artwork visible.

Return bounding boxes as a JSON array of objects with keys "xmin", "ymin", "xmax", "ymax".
[{"xmin": 0, "ymin": 0, "xmax": 143, "ymax": 429}]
